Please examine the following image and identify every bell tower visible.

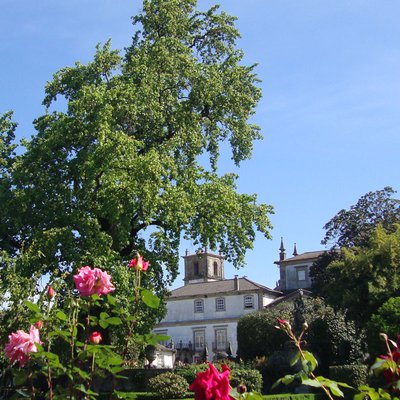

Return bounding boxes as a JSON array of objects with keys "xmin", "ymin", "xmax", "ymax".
[{"xmin": 183, "ymin": 249, "xmax": 224, "ymax": 285}]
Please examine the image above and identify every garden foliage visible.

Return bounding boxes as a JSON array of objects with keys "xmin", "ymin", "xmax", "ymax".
[{"xmin": 148, "ymin": 372, "xmax": 188, "ymax": 399}]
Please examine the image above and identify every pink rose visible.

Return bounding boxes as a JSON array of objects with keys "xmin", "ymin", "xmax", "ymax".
[
  {"xmin": 73, "ymin": 266, "xmax": 115, "ymax": 297},
  {"xmin": 189, "ymin": 363, "xmax": 234, "ymax": 400},
  {"xmin": 129, "ymin": 253, "xmax": 150, "ymax": 272},
  {"xmin": 89, "ymin": 331, "xmax": 102, "ymax": 344},
  {"xmin": 4, "ymin": 325, "xmax": 41, "ymax": 367}
]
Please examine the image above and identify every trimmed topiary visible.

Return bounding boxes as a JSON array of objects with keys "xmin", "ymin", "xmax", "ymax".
[
  {"xmin": 230, "ymin": 368, "xmax": 263, "ymax": 392},
  {"xmin": 148, "ymin": 372, "xmax": 188, "ymax": 399}
]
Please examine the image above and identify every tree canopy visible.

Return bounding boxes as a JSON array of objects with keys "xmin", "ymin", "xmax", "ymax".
[
  {"xmin": 0, "ymin": 0, "xmax": 272, "ymax": 293},
  {"xmin": 315, "ymin": 225, "xmax": 400, "ymax": 328},
  {"xmin": 322, "ymin": 187, "xmax": 400, "ymax": 248}
]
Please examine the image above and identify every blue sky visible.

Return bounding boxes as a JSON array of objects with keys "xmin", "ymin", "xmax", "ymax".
[{"xmin": 1, "ymin": 1, "xmax": 399, "ymax": 289}]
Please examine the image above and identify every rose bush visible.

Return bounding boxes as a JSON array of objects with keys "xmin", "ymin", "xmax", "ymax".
[{"xmin": 0, "ymin": 254, "xmax": 166, "ymax": 399}]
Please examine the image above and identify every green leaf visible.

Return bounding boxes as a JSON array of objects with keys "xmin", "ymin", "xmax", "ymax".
[
  {"xmin": 100, "ymin": 312, "xmax": 110, "ymax": 320},
  {"xmin": 56, "ymin": 310, "xmax": 68, "ymax": 321},
  {"xmin": 24, "ymin": 300, "xmax": 40, "ymax": 313},
  {"xmin": 141, "ymin": 288, "xmax": 160, "ymax": 308},
  {"xmin": 99, "ymin": 320, "xmax": 109, "ymax": 329},
  {"xmin": 290, "ymin": 351, "xmax": 300, "ymax": 367},
  {"xmin": 301, "ymin": 378, "xmax": 323, "ymax": 388},
  {"xmin": 302, "ymin": 350, "xmax": 318, "ymax": 371},
  {"xmin": 106, "ymin": 317, "xmax": 122, "ymax": 325},
  {"xmin": 107, "ymin": 294, "xmax": 117, "ymax": 306}
]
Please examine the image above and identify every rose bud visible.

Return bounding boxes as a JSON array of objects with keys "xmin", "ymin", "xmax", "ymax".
[
  {"xmin": 35, "ymin": 320, "xmax": 43, "ymax": 330},
  {"xmin": 47, "ymin": 286, "xmax": 55, "ymax": 299},
  {"xmin": 89, "ymin": 331, "xmax": 102, "ymax": 344}
]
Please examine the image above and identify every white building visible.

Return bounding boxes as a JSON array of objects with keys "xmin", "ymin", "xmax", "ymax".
[
  {"xmin": 274, "ymin": 238, "xmax": 326, "ymax": 292},
  {"xmin": 154, "ymin": 250, "xmax": 281, "ymax": 363}
]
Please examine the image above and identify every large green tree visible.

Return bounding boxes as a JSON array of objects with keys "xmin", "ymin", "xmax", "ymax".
[
  {"xmin": 321, "ymin": 187, "xmax": 400, "ymax": 248},
  {"xmin": 315, "ymin": 225, "xmax": 400, "ymax": 327},
  {"xmin": 0, "ymin": 1, "xmax": 272, "ymax": 294},
  {"xmin": 311, "ymin": 187, "xmax": 400, "ymax": 299}
]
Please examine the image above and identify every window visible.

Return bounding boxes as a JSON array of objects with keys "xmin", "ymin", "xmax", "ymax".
[
  {"xmin": 194, "ymin": 299, "xmax": 204, "ymax": 313},
  {"xmin": 297, "ymin": 269, "xmax": 306, "ymax": 281},
  {"xmin": 214, "ymin": 328, "xmax": 227, "ymax": 351},
  {"xmin": 215, "ymin": 297, "xmax": 225, "ymax": 311},
  {"xmin": 213, "ymin": 261, "xmax": 218, "ymax": 276},
  {"xmin": 193, "ymin": 330, "xmax": 205, "ymax": 351},
  {"xmin": 194, "ymin": 261, "xmax": 199, "ymax": 276},
  {"xmin": 244, "ymin": 295, "xmax": 254, "ymax": 309}
]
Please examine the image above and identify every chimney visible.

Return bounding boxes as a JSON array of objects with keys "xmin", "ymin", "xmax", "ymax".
[
  {"xmin": 234, "ymin": 275, "xmax": 239, "ymax": 290},
  {"xmin": 293, "ymin": 243, "xmax": 298, "ymax": 256}
]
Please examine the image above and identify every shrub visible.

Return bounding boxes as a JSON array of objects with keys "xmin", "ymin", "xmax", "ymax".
[
  {"xmin": 367, "ymin": 297, "xmax": 400, "ymax": 358},
  {"xmin": 148, "ymin": 372, "xmax": 188, "ymax": 399},
  {"xmin": 237, "ymin": 301, "xmax": 295, "ymax": 360},
  {"xmin": 174, "ymin": 364, "xmax": 208, "ymax": 385},
  {"xmin": 329, "ymin": 364, "xmax": 368, "ymax": 388},
  {"xmin": 306, "ymin": 304, "xmax": 365, "ymax": 372},
  {"xmin": 230, "ymin": 368, "xmax": 263, "ymax": 392}
]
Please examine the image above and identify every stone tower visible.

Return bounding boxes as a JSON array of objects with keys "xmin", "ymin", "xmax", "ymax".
[{"xmin": 183, "ymin": 249, "xmax": 225, "ymax": 285}]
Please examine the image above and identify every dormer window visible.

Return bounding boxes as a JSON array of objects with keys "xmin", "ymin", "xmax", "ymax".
[{"xmin": 194, "ymin": 299, "xmax": 204, "ymax": 313}]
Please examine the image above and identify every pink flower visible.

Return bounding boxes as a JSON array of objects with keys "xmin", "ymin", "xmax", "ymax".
[
  {"xmin": 4, "ymin": 325, "xmax": 41, "ymax": 367},
  {"xmin": 129, "ymin": 253, "xmax": 150, "ymax": 272},
  {"xmin": 89, "ymin": 332, "xmax": 102, "ymax": 344},
  {"xmin": 73, "ymin": 266, "xmax": 115, "ymax": 297},
  {"xmin": 47, "ymin": 286, "xmax": 55, "ymax": 299},
  {"xmin": 189, "ymin": 363, "xmax": 234, "ymax": 400}
]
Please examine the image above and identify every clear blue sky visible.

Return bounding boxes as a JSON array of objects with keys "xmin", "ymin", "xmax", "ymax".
[{"xmin": 1, "ymin": 1, "xmax": 399, "ymax": 289}]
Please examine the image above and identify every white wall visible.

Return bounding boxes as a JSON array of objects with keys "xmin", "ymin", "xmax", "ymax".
[{"xmin": 163, "ymin": 292, "xmax": 261, "ymax": 323}]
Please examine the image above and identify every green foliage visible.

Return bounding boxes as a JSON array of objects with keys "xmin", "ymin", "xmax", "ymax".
[
  {"xmin": 0, "ymin": 0, "xmax": 273, "ymax": 349},
  {"xmin": 322, "ymin": 187, "xmax": 400, "ymax": 248},
  {"xmin": 368, "ymin": 297, "xmax": 400, "ymax": 358},
  {"xmin": 0, "ymin": 0, "xmax": 271, "ymax": 282},
  {"xmin": 328, "ymin": 365, "xmax": 368, "ymax": 390},
  {"xmin": 174, "ymin": 363, "xmax": 208, "ymax": 385},
  {"xmin": 316, "ymin": 225, "xmax": 400, "ymax": 327},
  {"xmin": 230, "ymin": 368, "xmax": 263, "ymax": 393},
  {"xmin": 306, "ymin": 302, "xmax": 365, "ymax": 371},
  {"xmin": 148, "ymin": 372, "xmax": 188, "ymax": 399},
  {"xmin": 237, "ymin": 302, "xmax": 294, "ymax": 360},
  {"xmin": 238, "ymin": 297, "xmax": 364, "ymax": 370}
]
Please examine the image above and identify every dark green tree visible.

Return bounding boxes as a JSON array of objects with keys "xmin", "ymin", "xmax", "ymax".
[
  {"xmin": 0, "ymin": 0, "xmax": 272, "ymax": 317},
  {"xmin": 322, "ymin": 187, "xmax": 400, "ymax": 248}
]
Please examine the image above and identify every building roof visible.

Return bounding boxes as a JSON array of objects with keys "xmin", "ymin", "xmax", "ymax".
[
  {"xmin": 275, "ymin": 250, "xmax": 326, "ymax": 265},
  {"xmin": 265, "ymin": 288, "xmax": 313, "ymax": 308},
  {"xmin": 168, "ymin": 277, "xmax": 282, "ymax": 299}
]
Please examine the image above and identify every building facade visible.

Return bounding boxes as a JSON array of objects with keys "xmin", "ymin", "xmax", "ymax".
[
  {"xmin": 154, "ymin": 250, "xmax": 281, "ymax": 363},
  {"xmin": 274, "ymin": 238, "xmax": 326, "ymax": 292}
]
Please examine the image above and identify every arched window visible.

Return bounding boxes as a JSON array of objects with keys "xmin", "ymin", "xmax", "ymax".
[
  {"xmin": 194, "ymin": 299, "xmax": 204, "ymax": 313},
  {"xmin": 194, "ymin": 261, "xmax": 199, "ymax": 276},
  {"xmin": 213, "ymin": 261, "xmax": 218, "ymax": 276}
]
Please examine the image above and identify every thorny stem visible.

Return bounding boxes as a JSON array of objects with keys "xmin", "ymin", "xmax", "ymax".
[
  {"xmin": 46, "ymin": 296, "xmax": 54, "ymax": 400},
  {"xmin": 279, "ymin": 321, "xmax": 335, "ymax": 400}
]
